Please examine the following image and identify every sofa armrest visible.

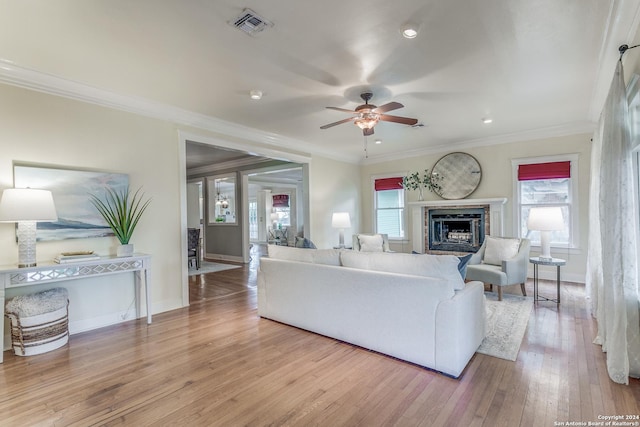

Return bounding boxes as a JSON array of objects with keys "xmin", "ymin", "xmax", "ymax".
[
  {"xmin": 434, "ymin": 281, "xmax": 486, "ymax": 377},
  {"xmin": 501, "ymin": 239, "xmax": 530, "ymax": 283}
]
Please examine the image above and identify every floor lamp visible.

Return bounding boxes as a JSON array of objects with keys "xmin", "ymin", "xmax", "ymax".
[
  {"xmin": 331, "ymin": 212, "xmax": 351, "ymax": 248},
  {"xmin": 0, "ymin": 188, "xmax": 58, "ymax": 267},
  {"xmin": 527, "ymin": 206, "xmax": 563, "ymax": 261}
]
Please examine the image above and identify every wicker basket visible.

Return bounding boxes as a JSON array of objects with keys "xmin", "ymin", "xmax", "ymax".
[{"xmin": 5, "ymin": 288, "xmax": 69, "ymax": 356}]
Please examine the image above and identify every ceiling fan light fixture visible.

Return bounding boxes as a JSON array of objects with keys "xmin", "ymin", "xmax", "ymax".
[
  {"xmin": 355, "ymin": 113, "xmax": 379, "ymax": 130},
  {"xmin": 249, "ymin": 89, "xmax": 263, "ymax": 100},
  {"xmin": 400, "ymin": 22, "xmax": 420, "ymax": 39}
]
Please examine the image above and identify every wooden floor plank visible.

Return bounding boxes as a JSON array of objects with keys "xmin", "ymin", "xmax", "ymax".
[{"xmin": 1, "ymin": 249, "xmax": 638, "ymax": 426}]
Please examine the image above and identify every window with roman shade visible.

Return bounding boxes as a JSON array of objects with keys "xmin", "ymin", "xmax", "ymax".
[
  {"xmin": 513, "ymin": 156, "xmax": 578, "ymax": 249},
  {"xmin": 272, "ymin": 194, "xmax": 291, "ymax": 227},
  {"xmin": 373, "ymin": 176, "xmax": 405, "ymax": 239}
]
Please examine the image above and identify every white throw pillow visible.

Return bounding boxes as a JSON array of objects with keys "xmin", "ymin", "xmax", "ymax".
[
  {"xmin": 340, "ymin": 251, "xmax": 465, "ymax": 290},
  {"xmin": 358, "ymin": 234, "xmax": 384, "ymax": 252},
  {"xmin": 483, "ymin": 236, "xmax": 521, "ymax": 266}
]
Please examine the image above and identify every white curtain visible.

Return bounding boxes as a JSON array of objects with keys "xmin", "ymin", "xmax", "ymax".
[{"xmin": 587, "ymin": 60, "xmax": 640, "ymax": 385}]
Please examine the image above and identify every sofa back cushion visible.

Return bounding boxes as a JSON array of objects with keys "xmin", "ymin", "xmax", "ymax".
[
  {"xmin": 267, "ymin": 245, "xmax": 341, "ymax": 266},
  {"xmin": 340, "ymin": 251, "xmax": 466, "ymax": 290},
  {"xmin": 483, "ymin": 236, "xmax": 521, "ymax": 266}
]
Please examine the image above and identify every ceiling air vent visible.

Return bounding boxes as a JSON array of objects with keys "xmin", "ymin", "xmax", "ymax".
[{"xmin": 230, "ymin": 8, "xmax": 273, "ymax": 36}]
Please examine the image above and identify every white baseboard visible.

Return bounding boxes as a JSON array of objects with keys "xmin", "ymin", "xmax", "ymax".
[
  {"xmin": 152, "ymin": 298, "xmax": 186, "ymax": 313},
  {"xmin": 3, "ymin": 297, "xmax": 186, "ymax": 352},
  {"xmin": 206, "ymin": 253, "xmax": 244, "ymax": 263},
  {"xmin": 69, "ymin": 310, "xmax": 133, "ymax": 335}
]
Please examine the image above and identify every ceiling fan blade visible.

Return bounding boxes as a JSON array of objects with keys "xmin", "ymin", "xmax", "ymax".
[
  {"xmin": 373, "ymin": 101, "xmax": 403, "ymax": 114},
  {"xmin": 378, "ymin": 114, "xmax": 418, "ymax": 126},
  {"xmin": 363, "ymin": 127, "xmax": 374, "ymax": 136},
  {"xmin": 320, "ymin": 117, "xmax": 356, "ymax": 129},
  {"xmin": 326, "ymin": 106, "xmax": 357, "ymax": 113}
]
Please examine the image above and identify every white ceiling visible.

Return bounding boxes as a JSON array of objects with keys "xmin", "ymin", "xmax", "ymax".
[{"xmin": 1, "ymin": 1, "xmax": 638, "ymax": 163}]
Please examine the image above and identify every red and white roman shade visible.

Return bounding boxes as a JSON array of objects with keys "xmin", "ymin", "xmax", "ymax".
[
  {"xmin": 374, "ymin": 177, "xmax": 403, "ymax": 191},
  {"xmin": 517, "ymin": 161, "xmax": 570, "ymax": 181}
]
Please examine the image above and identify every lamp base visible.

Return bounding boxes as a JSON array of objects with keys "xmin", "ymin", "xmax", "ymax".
[
  {"xmin": 338, "ymin": 229, "xmax": 345, "ymax": 248},
  {"xmin": 18, "ymin": 262, "xmax": 37, "ymax": 268},
  {"xmin": 539, "ymin": 230, "xmax": 553, "ymax": 261},
  {"xmin": 17, "ymin": 221, "xmax": 38, "ymax": 268}
]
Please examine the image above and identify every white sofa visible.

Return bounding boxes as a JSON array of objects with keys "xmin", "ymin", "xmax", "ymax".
[{"xmin": 257, "ymin": 246, "xmax": 486, "ymax": 378}]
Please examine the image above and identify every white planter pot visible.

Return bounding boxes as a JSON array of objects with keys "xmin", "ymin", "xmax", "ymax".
[{"xmin": 117, "ymin": 244, "xmax": 134, "ymax": 257}]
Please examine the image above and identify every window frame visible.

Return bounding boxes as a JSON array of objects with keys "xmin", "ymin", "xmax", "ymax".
[
  {"xmin": 372, "ymin": 173, "xmax": 407, "ymax": 240},
  {"xmin": 511, "ymin": 154, "xmax": 580, "ymax": 250}
]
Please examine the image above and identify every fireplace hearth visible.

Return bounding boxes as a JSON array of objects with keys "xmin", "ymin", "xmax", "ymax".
[{"xmin": 428, "ymin": 208, "xmax": 485, "ymax": 253}]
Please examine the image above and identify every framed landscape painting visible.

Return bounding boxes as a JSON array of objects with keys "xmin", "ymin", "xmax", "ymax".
[{"xmin": 13, "ymin": 165, "xmax": 129, "ymax": 241}]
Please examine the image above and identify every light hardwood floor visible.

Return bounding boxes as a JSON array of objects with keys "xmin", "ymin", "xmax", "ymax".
[{"xmin": 1, "ymin": 249, "xmax": 639, "ymax": 426}]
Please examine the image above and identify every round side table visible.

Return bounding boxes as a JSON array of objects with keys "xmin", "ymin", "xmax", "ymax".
[{"xmin": 529, "ymin": 257, "xmax": 566, "ymax": 304}]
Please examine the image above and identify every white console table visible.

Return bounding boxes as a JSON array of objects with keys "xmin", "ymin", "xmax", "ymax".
[{"xmin": 0, "ymin": 253, "xmax": 151, "ymax": 363}]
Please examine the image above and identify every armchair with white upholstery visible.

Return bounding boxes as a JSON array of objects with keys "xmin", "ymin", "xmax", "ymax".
[
  {"xmin": 352, "ymin": 233, "xmax": 391, "ymax": 252},
  {"xmin": 465, "ymin": 236, "xmax": 531, "ymax": 301}
]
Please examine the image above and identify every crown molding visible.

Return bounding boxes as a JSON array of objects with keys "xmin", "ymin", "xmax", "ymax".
[
  {"xmin": 0, "ymin": 60, "xmax": 361, "ymax": 164},
  {"xmin": 187, "ymin": 156, "xmax": 273, "ymax": 176},
  {"xmin": 360, "ymin": 121, "xmax": 596, "ymax": 165}
]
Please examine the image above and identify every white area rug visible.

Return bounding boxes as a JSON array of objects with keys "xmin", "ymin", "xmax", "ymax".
[
  {"xmin": 188, "ymin": 261, "xmax": 241, "ymax": 276},
  {"xmin": 476, "ymin": 292, "xmax": 534, "ymax": 361}
]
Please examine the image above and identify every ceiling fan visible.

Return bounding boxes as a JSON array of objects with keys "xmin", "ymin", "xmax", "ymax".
[{"xmin": 320, "ymin": 92, "xmax": 418, "ymax": 136}]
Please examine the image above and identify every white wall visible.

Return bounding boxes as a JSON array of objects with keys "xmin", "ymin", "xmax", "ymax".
[
  {"xmin": 309, "ymin": 156, "xmax": 361, "ymax": 249},
  {"xmin": 0, "ymin": 84, "xmax": 183, "ymax": 334},
  {"xmin": 186, "ymin": 181, "xmax": 202, "ymax": 228},
  {"xmin": 360, "ymin": 133, "xmax": 592, "ymax": 283},
  {"xmin": 0, "ymin": 83, "xmax": 364, "ymax": 338}
]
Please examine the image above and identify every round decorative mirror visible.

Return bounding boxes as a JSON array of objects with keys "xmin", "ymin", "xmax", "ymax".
[{"xmin": 430, "ymin": 152, "xmax": 482, "ymax": 200}]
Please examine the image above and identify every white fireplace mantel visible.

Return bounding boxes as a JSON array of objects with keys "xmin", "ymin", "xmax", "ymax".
[{"xmin": 409, "ymin": 198, "xmax": 507, "ymax": 253}]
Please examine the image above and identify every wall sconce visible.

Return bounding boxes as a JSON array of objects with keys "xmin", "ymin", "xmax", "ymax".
[
  {"xmin": 331, "ymin": 212, "xmax": 351, "ymax": 248},
  {"xmin": 0, "ymin": 188, "xmax": 58, "ymax": 267}
]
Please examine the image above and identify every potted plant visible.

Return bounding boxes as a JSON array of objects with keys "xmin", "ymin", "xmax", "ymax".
[
  {"xmin": 90, "ymin": 186, "xmax": 151, "ymax": 257},
  {"xmin": 402, "ymin": 169, "xmax": 442, "ymax": 201}
]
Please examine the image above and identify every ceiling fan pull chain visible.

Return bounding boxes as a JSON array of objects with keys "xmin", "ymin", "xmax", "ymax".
[{"xmin": 363, "ymin": 135, "xmax": 368, "ymax": 158}]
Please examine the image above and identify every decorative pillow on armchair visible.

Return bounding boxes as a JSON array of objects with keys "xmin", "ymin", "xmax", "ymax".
[
  {"xmin": 483, "ymin": 236, "xmax": 521, "ymax": 266},
  {"xmin": 358, "ymin": 234, "xmax": 384, "ymax": 252}
]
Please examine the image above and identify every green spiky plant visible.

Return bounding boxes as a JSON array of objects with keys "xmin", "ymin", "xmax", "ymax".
[{"xmin": 90, "ymin": 186, "xmax": 151, "ymax": 245}]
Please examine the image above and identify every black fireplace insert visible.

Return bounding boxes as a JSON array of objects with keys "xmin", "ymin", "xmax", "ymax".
[{"xmin": 428, "ymin": 208, "xmax": 485, "ymax": 253}]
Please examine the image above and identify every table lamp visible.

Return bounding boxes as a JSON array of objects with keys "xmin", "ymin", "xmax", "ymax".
[
  {"xmin": 331, "ymin": 212, "xmax": 351, "ymax": 248},
  {"xmin": 527, "ymin": 206, "xmax": 563, "ymax": 261},
  {"xmin": 0, "ymin": 188, "xmax": 58, "ymax": 267}
]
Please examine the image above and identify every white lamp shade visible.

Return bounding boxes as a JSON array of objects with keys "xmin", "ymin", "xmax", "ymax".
[
  {"xmin": 0, "ymin": 188, "xmax": 58, "ymax": 222},
  {"xmin": 331, "ymin": 212, "xmax": 351, "ymax": 229},
  {"xmin": 527, "ymin": 207, "xmax": 563, "ymax": 231}
]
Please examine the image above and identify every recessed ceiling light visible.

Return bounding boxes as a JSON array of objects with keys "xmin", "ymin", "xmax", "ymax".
[
  {"xmin": 400, "ymin": 22, "xmax": 420, "ymax": 39},
  {"xmin": 375, "ymin": 139, "xmax": 382, "ymax": 144},
  {"xmin": 482, "ymin": 118, "xmax": 493, "ymax": 124},
  {"xmin": 250, "ymin": 90, "xmax": 263, "ymax": 100}
]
